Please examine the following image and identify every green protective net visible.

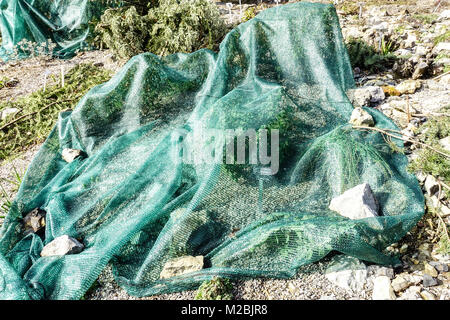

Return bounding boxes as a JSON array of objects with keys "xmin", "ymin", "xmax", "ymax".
[
  {"xmin": 0, "ymin": 2, "xmax": 424, "ymax": 300},
  {"xmin": 0, "ymin": 0, "xmax": 117, "ymax": 61}
]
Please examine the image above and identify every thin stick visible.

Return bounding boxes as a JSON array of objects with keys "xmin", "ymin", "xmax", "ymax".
[
  {"xmin": 0, "ymin": 98, "xmax": 75, "ymax": 131},
  {"xmin": 352, "ymin": 125, "xmax": 450, "ymax": 158},
  {"xmin": 432, "ymin": 70, "xmax": 450, "ymax": 80},
  {"xmin": 412, "ymin": 112, "xmax": 450, "ymax": 118}
]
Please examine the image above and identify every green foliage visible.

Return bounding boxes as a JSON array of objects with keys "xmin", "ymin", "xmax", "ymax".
[
  {"xmin": 0, "ymin": 165, "xmax": 23, "ymax": 217},
  {"xmin": 242, "ymin": 7, "xmax": 257, "ymax": 22},
  {"xmin": 195, "ymin": 277, "xmax": 233, "ymax": 300},
  {"xmin": 95, "ymin": 0, "xmax": 228, "ymax": 59},
  {"xmin": 408, "ymin": 115, "xmax": 450, "ymax": 198},
  {"xmin": 223, "ymin": 106, "xmax": 298, "ymax": 182},
  {"xmin": 412, "ymin": 14, "xmax": 438, "ymax": 25},
  {"xmin": 346, "ymin": 38, "xmax": 396, "ymax": 73},
  {"xmin": 434, "ymin": 30, "xmax": 450, "ymax": 45},
  {"xmin": 0, "ymin": 64, "xmax": 112, "ymax": 160},
  {"xmin": 95, "ymin": 6, "xmax": 152, "ymax": 59}
]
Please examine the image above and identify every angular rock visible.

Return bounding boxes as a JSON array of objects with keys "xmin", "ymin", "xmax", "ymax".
[
  {"xmin": 372, "ymin": 276, "xmax": 396, "ymax": 300},
  {"xmin": 391, "ymin": 275, "xmax": 412, "ymax": 292},
  {"xmin": 424, "ymin": 263, "xmax": 438, "ymax": 277},
  {"xmin": 329, "ymin": 183, "xmax": 379, "ymax": 220},
  {"xmin": 40, "ymin": 235, "xmax": 84, "ymax": 257},
  {"xmin": 398, "ymin": 285, "xmax": 421, "ymax": 300},
  {"xmin": 62, "ymin": 148, "xmax": 82, "ymax": 163},
  {"xmin": 429, "ymin": 261, "xmax": 449, "ymax": 273},
  {"xmin": 347, "ymin": 88, "xmax": 371, "ymax": 107},
  {"xmin": 420, "ymin": 290, "xmax": 436, "ymax": 300},
  {"xmin": 396, "ymin": 80, "xmax": 421, "ymax": 95},
  {"xmin": 349, "ymin": 107, "xmax": 375, "ymax": 127},
  {"xmin": 424, "ymin": 175, "xmax": 439, "ymax": 196},
  {"xmin": 367, "ymin": 86, "xmax": 385, "ymax": 103},
  {"xmin": 23, "ymin": 208, "xmax": 46, "ymax": 235},
  {"xmin": 368, "ymin": 265, "xmax": 394, "ymax": 279},
  {"xmin": 412, "ymin": 62, "xmax": 428, "ymax": 80},
  {"xmin": 422, "ymin": 274, "xmax": 438, "ymax": 287},
  {"xmin": 160, "ymin": 255, "xmax": 204, "ymax": 279}
]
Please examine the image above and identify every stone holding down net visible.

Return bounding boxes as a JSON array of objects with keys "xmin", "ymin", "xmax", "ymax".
[{"xmin": 0, "ymin": 2, "xmax": 424, "ymax": 299}]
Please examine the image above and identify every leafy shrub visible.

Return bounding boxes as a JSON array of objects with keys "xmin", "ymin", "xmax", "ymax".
[
  {"xmin": 95, "ymin": 0, "xmax": 228, "ymax": 59},
  {"xmin": 95, "ymin": 6, "xmax": 152, "ymax": 59},
  {"xmin": 346, "ymin": 38, "xmax": 396, "ymax": 73},
  {"xmin": 242, "ymin": 7, "xmax": 257, "ymax": 22},
  {"xmin": 195, "ymin": 277, "xmax": 233, "ymax": 300}
]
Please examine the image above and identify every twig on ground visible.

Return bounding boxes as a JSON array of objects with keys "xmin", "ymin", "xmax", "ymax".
[
  {"xmin": 0, "ymin": 98, "xmax": 76, "ymax": 131},
  {"xmin": 352, "ymin": 125, "xmax": 450, "ymax": 158}
]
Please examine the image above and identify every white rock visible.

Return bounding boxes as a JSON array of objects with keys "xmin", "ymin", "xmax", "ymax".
[
  {"xmin": 440, "ymin": 74, "xmax": 450, "ymax": 86},
  {"xmin": 391, "ymin": 275, "xmax": 412, "ymax": 292},
  {"xmin": 433, "ymin": 42, "xmax": 450, "ymax": 54},
  {"xmin": 439, "ymin": 136, "xmax": 450, "ymax": 153},
  {"xmin": 414, "ymin": 46, "xmax": 428, "ymax": 56},
  {"xmin": 367, "ymin": 86, "xmax": 385, "ymax": 103},
  {"xmin": 329, "ymin": 183, "xmax": 379, "ymax": 220},
  {"xmin": 438, "ymin": 10, "xmax": 450, "ymax": 21},
  {"xmin": 160, "ymin": 255, "xmax": 204, "ymax": 279},
  {"xmin": 395, "ymin": 80, "xmax": 421, "ymax": 95},
  {"xmin": 372, "ymin": 276, "xmax": 396, "ymax": 300},
  {"xmin": 62, "ymin": 148, "xmax": 82, "ymax": 163},
  {"xmin": 347, "ymin": 88, "xmax": 371, "ymax": 107},
  {"xmin": 325, "ymin": 268, "xmax": 368, "ymax": 293},
  {"xmin": 349, "ymin": 107, "xmax": 375, "ymax": 127},
  {"xmin": 367, "ymin": 265, "xmax": 394, "ymax": 279},
  {"xmin": 0, "ymin": 108, "xmax": 19, "ymax": 121},
  {"xmin": 424, "ymin": 175, "xmax": 439, "ymax": 196},
  {"xmin": 398, "ymin": 285, "xmax": 422, "ymax": 300},
  {"xmin": 40, "ymin": 235, "xmax": 84, "ymax": 257}
]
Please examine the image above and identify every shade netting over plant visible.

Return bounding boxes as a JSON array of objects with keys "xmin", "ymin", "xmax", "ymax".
[
  {"xmin": 0, "ymin": 2, "xmax": 424, "ymax": 300},
  {"xmin": 0, "ymin": 0, "xmax": 117, "ymax": 61}
]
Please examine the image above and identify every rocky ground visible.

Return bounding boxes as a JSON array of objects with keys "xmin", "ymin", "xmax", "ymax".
[{"xmin": 0, "ymin": 0, "xmax": 449, "ymax": 300}]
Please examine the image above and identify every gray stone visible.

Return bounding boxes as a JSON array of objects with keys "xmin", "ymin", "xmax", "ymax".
[
  {"xmin": 160, "ymin": 255, "xmax": 204, "ymax": 279},
  {"xmin": 412, "ymin": 62, "xmax": 428, "ymax": 80},
  {"xmin": 40, "ymin": 235, "xmax": 84, "ymax": 257},
  {"xmin": 349, "ymin": 107, "xmax": 375, "ymax": 127},
  {"xmin": 329, "ymin": 183, "xmax": 379, "ymax": 220},
  {"xmin": 422, "ymin": 274, "xmax": 438, "ymax": 287},
  {"xmin": 62, "ymin": 148, "xmax": 82, "ymax": 163},
  {"xmin": 433, "ymin": 42, "xmax": 450, "ymax": 54},
  {"xmin": 367, "ymin": 86, "xmax": 385, "ymax": 103},
  {"xmin": 429, "ymin": 261, "xmax": 449, "ymax": 273},
  {"xmin": 372, "ymin": 276, "xmax": 396, "ymax": 300},
  {"xmin": 367, "ymin": 265, "xmax": 394, "ymax": 279},
  {"xmin": 347, "ymin": 88, "xmax": 371, "ymax": 107}
]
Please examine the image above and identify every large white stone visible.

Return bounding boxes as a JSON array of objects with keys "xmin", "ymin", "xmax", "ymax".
[
  {"xmin": 329, "ymin": 183, "xmax": 379, "ymax": 220},
  {"xmin": 160, "ymin": 255, "xmax": 204, "ymax": 279},
  {"xmin": 349, "ymin": 107, "xmax": 375, "ymax": 127},
  {"xmin": 62, "ymin": 148, "xmax": 82, "ymax": 163},
  {"xmin": 40, "ymin": 235, "xmax": 84, "ymax": 257},
  {"xmin": 372, "ymin": 276, "xmax": 396, "ymax": 300},
  {"xmin": 0, "ymin": 108, "xmax": 19, "ymax": 121}
]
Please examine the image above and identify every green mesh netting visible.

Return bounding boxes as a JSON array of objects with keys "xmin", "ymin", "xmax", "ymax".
[
  {"xmin": 0, "ymin": 0, "xmax": 117, "ymax": 61},
  {"xmin": 0, "ymin": 2, "xmax": 424, "ymax": 300}
]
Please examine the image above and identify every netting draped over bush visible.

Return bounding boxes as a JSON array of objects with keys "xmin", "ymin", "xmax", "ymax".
[
  {"xmin": 0, "ymin": 2, "xmax": 424, "ymax": 300},
  {"xmin": 0, "ymin": 0, "xmax": 118, "ymax": 60}
]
